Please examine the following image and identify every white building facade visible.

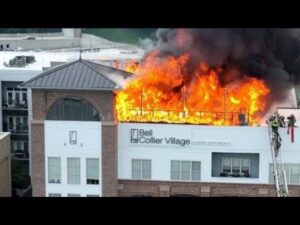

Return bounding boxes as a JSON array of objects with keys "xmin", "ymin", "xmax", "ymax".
[
  {"xmin": 118, "ymin": 123, "xmax": 300, "ymax": 186},
  {"xmin": 45, "ymin": 121, "xmax": 102, "ymax": 197}
]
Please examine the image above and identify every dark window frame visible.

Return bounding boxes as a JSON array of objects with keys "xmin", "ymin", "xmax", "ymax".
[{"xmin": 46, "ymin": 97, "xmax": 100, "ymax": 121}]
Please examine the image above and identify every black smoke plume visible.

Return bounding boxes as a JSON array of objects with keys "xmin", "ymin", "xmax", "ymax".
[{"xmin": 145, "ymin": 28, "xmax": 300, "ymax": 111}]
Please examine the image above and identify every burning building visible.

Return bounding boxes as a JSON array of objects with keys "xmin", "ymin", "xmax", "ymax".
[
  {"xmin": 116, "ymin": 29, "xmax": 300, "ymax": 127},
  {"xmin": 22, "ymin": 29, "xmax": 300, "ymax": 197}
]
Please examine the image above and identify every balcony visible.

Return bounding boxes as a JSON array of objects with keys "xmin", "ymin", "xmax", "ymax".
[
  {"xmin": 16, "ymin": 124, "xmax": 29, "ymax": 134},
  {"xmin": 4, "ymin": 124, "xmax": 29, "ymax": 135},
  {"xmin": 2, "ymin": 100, "xmax": 28, "ymax": 110}
]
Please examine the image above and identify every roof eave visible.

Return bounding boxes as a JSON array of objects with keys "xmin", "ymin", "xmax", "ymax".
[{"xmin": 22, "ymin": 86, "xmax": 121, "ymax": 91}]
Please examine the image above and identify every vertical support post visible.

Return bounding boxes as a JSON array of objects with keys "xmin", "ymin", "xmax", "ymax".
[
  {"xmin": 140, "ymin": 90, "xmax": 143, "ymax": 117},
  {"xmin": 223, "ymin": 88, "xmax": 227, "ymax": 124},
  {"xmin": 181, "ymin": 85, "xmax": 186, "ymax": 119}
]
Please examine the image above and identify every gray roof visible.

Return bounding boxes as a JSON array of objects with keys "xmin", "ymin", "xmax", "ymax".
[{"xmin": 20, "ymin": 58, "xmax": 134, "ymax": 91}]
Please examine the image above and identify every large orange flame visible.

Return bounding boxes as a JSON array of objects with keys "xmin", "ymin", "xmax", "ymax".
[{"xmin": 115, "ymin": 50, "xmax": 270, "ymax": 126}]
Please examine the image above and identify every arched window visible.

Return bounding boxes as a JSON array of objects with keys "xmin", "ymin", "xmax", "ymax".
[{"xmin": 46, "ymin": 97, "xmax": 100, "ymax": 121}]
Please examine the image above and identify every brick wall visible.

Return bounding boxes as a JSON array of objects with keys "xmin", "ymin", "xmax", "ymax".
[
  {"xmin": 118, "ymin": 180, "xmax": 300, "ymax": 197},
  {"xmin": 31, "ymin": 122, "xmax": 45, "ymax": 196},
  {"xmin": 32, "ymin": 90, "xmax": 115, "ymax": 121},
  {"xmin": 102, "ymin": 122, "xmax": 118, "ymax": 196}
]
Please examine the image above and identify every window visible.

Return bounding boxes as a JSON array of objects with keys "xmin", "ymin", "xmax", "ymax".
[
  {"xmin": 48, "ymin": 193, "xmax": 61, "ymax": 197},
  {"xmin": 221, "ymin": 158, "xmax": 251, "ymax": 177},
  {"xmin": 241, "ymin": 158, "xmax": 251, "ymax": 177},
  {"xmin": 64, "ymin": 98, "xmax": 82, "ymax": 120},
  {"xmin": 46, "ymin": 97, "xmax": 100, "ymax": 121},
  {"xmin": 16, "ymin": 117, "xmax": 21, "ymax": 129},
  {"xmin": 6, "ymin": 116, "xmax": 28, "ymax": 133},
  {"xmin": 48, "ymin": 157, "xmax": 61, "ymax": 183},
  {"xmin": 68, "ymin": 194, "xmax": 80, "ymax": 197},
  {"xmin": 192, "ymin": 161, "xmax": 201, "ymax": 180},
  {"xmin": 24, "ymin": 142, "xmax": 28, "ymax": 155},
  {"xmin": 11, "ymin": 141, "xmax": 27, "ymax": 152},
  {"xmin": 8, "ymin": 92, "xmax": 13, "ymax": 104},
  {"xmin": 87, "ymin": 195, "xmax": 99, "ymax": 197},
  {"xmin": 6, "ymin": 44, "xmax": 9, "ymax": 49},
  {"xmin": 232, "ymin": 158, "xmax": 240, "ymax": 174},
  {"xmin": 22, "ymin": 92, "xmax": 27, "ymax": 102},
  {"xmin": 68, "ymin": 158, "xmax": 80, "ymax": 184},
  {"xmin": 8, "ymin": 117, "xmax": 13, "ymax": 130},
  {"xmin": 171, "ymin": 161, "xmax": 180, "ymax": 180},
  {"xmin": 270, "ymin": 164, "xmax": 300, "ymax": 185},
  {"xmin": 290, "ymin": 164, "xmax": 300, "ymax": 184},
  {"xmin": 23, "ymin": 117, "xmax": 28, "ymax": 132},
  {"xmin": 6, "ymin": 86, "xmax": 27, "ymax": 108},
  {"xmin": 181, "ymin": 161, "xmax": 191, "ymax": 180},
  {"xmin": 171, "ymin": 160, "xmax": 201, "ymax": 181},
  {"xmin": 86, "ymin": 158, "xmax": 99, "ymax": 185},
  {"xmin": 15, "ymin": 92, "xmax": 20, "ymax": 104},
  {"xmin": 131, "ymin": 159, "xmax": 151, "ymax": 180},
  {"xmin": 222, "ymin": 158, "xmax": 231, "ymax": 173},
  {"xmin": 16, "ymin": 141, "xmax": 22, "ymax": 151},
  {"xmin": 82, "ymin": 100, "xmax": 99, "ymax": 121}
]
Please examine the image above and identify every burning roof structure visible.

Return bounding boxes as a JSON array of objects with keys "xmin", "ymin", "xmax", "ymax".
[{"xmin": 115, "ymin": 29, "xmax": 300, "ymax": 126}]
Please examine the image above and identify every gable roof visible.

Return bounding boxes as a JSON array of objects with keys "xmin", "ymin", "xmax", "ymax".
[{"xmin": 20, "ymin": 58, "xmax": 134, "ymax": 91}]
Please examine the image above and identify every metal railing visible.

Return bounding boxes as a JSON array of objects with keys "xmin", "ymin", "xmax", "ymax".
[
  {"xmin": 119, "ymin": 109, "xmax": 251, "ymax": 126},
  {"xmin": 2, "ymin": 100, "xmax": 28, "ymax": 109}
]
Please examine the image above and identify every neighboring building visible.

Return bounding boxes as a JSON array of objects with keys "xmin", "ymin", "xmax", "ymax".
[
  {"xmin": 0, "ymin": 28, "xmax": 137, "ymax": 51},
  {"xmin": 2, "ymin": 80, "xmax": 31, "ymax": 159},
  {"xmin": 0, "ymin": 132, "xmax": 11, "ymax": 197},
  {"xmin": 21, "ymin": 58, "xmax": 300, "ymax": 197},
  {"xmin": 0, "ymin": 53, "xmax": 70, "ymax": 160}
]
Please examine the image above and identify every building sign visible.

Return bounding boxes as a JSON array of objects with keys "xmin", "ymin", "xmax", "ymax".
[
  {"xmin": 130, "ymin": 128, "xmax": 191, "ymax": 147},
  {"xmin": 129, "ymin": 127, "xmax": 231, "ymax": 148}
]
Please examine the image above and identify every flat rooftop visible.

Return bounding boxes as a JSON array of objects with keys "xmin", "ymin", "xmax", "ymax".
[
  {"xmin": 0, "ymin": 36, "xmax": 79, "ymax": 41},
  {"xmin": 0, "ymin": 132, "xmax": 10, "ymax": 140},
  {"xmin": 0, "ymin": 49, "xmax": 144, "ymax": 71}
]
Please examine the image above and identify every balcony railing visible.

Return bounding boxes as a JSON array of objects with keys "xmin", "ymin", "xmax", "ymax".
[
  {"xmin": 120, "ymin": 109, "xmax": 251, "ymax": 126},
  {"xmin": 3, "ymin": 124, "xmax": 29, "ymax": 134},
  {"xmin": 2, "ymin": 100, "xmax": 28, "ymax": 109}
]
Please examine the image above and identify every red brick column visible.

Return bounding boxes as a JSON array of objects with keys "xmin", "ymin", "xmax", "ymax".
[
  {"xmin": 102, "ymin": 122, "xmax": 118, "ymax": 196},
  {"xmin": 31, "ymin": 121, "xmax": 45, "ymax": 196}
]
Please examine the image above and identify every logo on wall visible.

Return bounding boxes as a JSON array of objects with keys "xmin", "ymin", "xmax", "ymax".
[
  {"xmin": 130, "ymin": 129, "xmax": 139, "ymax": 143},
  {"xmin": 69, "ymin": 131, "xmax": 77, "ymax": 145},
  {"xmin": 129, "ymin": 128, "xmax": 191, "ymax": 147}
]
